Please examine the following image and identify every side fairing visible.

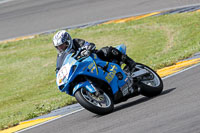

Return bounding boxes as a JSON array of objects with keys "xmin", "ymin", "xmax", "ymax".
[{"xmin": 98, "ymin": 61, "xmax": 128, "ymax": 94}]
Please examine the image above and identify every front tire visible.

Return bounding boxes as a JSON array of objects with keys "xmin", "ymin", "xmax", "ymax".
[
  {"xmin": 75, "ymin": 87, "xmax": 114, "ymax": 115},
  {"xmin": 136, "ymin": 63, "xmax": 163, "ymax": 97}
]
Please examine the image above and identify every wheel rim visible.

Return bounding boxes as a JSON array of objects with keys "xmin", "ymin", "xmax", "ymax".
[
  {"xmin": 137, "ymin": 65, "xmax": 160, "ymax": 87},
  {"xmin": 80, "ymin": 88, "xmax": 111, "ymax": 108}
]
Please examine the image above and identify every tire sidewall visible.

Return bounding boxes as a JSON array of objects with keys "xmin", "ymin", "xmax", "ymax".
[
  {"xmin": 75, "ymin": 88, "xmax": 114, "ymax": 115},
  {"xmin": 136, "ymin": 63, "xmax": 163, "ymax": 97}
]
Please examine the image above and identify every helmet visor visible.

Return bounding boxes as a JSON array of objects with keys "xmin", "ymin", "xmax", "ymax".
[{"xmin": 56, "ymin": 43, "xmax": 69, "ymax": 53}]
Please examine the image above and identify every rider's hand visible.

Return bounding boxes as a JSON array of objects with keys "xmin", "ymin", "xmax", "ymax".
[
  {"xmin": 80, "ymin": 49, "xmax": 91, "ymax": 57},
  {"xmin": 80, "ymin": 42, "xmax": 96, "ymax": 57},
  {"xmin": 87, "ymin": 44, "xmax": 96, "ymax": 51},
  {"xmin": 81, "ymin": 42, "xmax": 96, "ymax": 51}
]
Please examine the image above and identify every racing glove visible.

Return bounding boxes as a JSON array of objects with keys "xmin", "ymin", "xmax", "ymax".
[
  {"xmin": 80, "ymin": 42, "xmax": 96, "ymax": 57},
  {"xmin": 80, "ymin": 50, "xmax": 91, "ymax": 57}
]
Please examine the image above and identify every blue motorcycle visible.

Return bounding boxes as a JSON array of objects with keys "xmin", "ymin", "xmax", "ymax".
[{"xmin": 56, "ymin": 44, "xmax": 163, "ymax": 115}]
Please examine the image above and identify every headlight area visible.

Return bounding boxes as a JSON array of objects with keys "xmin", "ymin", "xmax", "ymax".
[{"xmin": 57, "ymin": 65, "xmax": 77, "ymax": 92}]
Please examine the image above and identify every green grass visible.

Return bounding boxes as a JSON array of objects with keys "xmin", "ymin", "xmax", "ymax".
[{"xmin": 0, "ymin": 11, "xmax": 200, "ymax": 130}]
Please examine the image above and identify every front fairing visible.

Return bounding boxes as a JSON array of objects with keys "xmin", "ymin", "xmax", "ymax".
[
  {"xmin": 56, "ymin": 53, "xmax": 99, "ymax": 93},
  {"xmin": 56, "ymin": 53, "xmax": 77, "ymax": 88},
  {"xmin": 56, "ymin": 50, "xmax": 128, "ymax": 96}
]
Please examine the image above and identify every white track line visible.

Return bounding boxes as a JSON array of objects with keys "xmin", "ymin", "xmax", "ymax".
[{"xmin": 15, "ymin": 108, "xmax": 84, "ymax": 133}]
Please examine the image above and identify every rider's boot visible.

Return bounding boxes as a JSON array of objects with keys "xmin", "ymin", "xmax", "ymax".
[
  {"xmin": 108, "ymin": 47, "xmax": 136, "ymax": 72},
  {"xmin": 121, "ymin": 54, "xmax": 136, "ymax": 73}
]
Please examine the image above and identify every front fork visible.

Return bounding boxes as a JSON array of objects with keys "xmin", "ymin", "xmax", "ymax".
[
  {"xmin": 72, "ymin": 77, "xmax": 104, "ymax": 97},
  {"xmin": 72, "ymin": 80, "xmax": 97, "ymax": 96}
]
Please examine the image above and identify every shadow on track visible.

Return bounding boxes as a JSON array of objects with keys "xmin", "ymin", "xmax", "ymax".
[
  {"xmin": 113, "ymin": 87, "xmax": 176, "ymax": 112},
  {"xmin": 92, "ymin": 88, "xmax": 176, "ymax": 117}
]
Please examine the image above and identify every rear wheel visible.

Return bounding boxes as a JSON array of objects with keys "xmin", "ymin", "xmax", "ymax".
[
  {"xmin": 136, "ymin": 63, "xmax": 163, "ymax": 97},
  {"xmin": 75, "ymin": 87, "xmax": 114, "ymax": 115}
]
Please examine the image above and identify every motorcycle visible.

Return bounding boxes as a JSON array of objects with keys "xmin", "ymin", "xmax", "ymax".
[{"xmin": 56, "ymin": 44, "xmax": 163, "ymax": 115}]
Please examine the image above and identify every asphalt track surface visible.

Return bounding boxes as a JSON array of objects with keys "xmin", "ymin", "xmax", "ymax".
[
  {"xmin": 0, "ymin": 0, "xmax": 200, "ymax": 41},
  {"xmin": 19, "ymin": 64, "xmax": 200, "ymax": 133}
]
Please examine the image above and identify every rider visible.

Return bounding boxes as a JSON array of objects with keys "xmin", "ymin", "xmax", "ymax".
[{"xmin": 53, "ymin": 30, "xmax": 136, "ymax": 73}]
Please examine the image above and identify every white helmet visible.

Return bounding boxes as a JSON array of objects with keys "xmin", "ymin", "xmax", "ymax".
[{"xmin": 53, "ymin": 30, "xmax": 73, "ymax": 53}]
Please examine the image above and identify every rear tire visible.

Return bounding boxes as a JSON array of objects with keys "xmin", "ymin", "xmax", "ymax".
[
  {"xmin": 75, "ymin": 88, "xmax": 114, "ymax": 115},
  {"xmin": 136, "ymin": 63, "xmax": 163, "ymax": 97}
]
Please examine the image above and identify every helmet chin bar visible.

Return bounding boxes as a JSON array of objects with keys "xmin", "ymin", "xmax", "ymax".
[
  {"xmin": 55, "ymin": 44, "xmax": 69, "ymax": 55},
  {"xmin": 57, "ymin": 43, "xmax": 69, "ymax": 52}
]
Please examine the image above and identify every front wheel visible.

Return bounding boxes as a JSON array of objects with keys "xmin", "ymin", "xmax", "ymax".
[
  {"xmin": 136, "ymin": 63, "xmax": 163, "ymax": 97},
  {"xmin": 75, "ymin": 87, "xmax": 114, "ymax": 115}
]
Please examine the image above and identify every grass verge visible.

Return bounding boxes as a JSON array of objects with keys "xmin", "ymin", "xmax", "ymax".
[{"xmin": 0, "ymin": 11, "xmax": 200, "ymax": 130}]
